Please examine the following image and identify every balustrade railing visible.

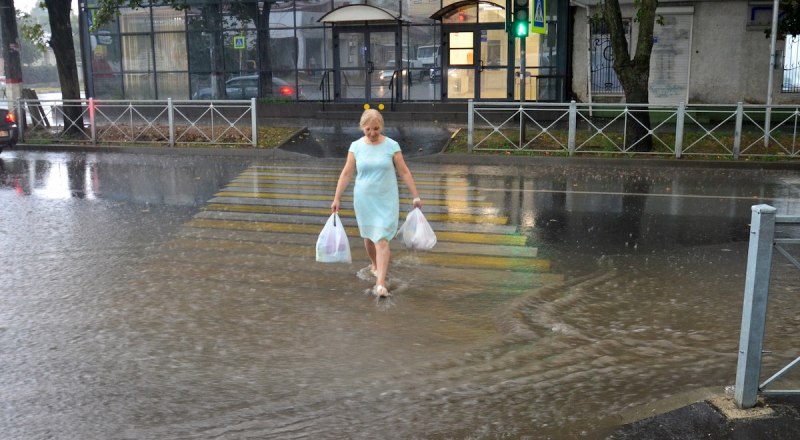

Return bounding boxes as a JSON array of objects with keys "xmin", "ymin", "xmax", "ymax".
[
  {"xmin": 14, "ymin": 98, "xmax": 257, "ymax": 148},
  {"xmin": 468, "ymin": 100, "xmax": 800, "ymax": 159}
]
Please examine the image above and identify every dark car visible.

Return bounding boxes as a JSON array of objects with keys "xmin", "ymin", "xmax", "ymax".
[
  {"xmin": 193, "ymin": 75, "xmax": 301, "ymax": 100},
  {"xmin": 0, "ymin": 108, "xmax": 18, "ymax": 154}
]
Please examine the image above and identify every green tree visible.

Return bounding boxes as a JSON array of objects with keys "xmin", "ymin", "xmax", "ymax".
[
  {"xmin": 596, "ymin": 0, "xmax": 659, "ymax": 152},
  {"xmin": 774, "ymin": 0, "xmax": 800, "ymax": 38},
  {"xmin": 32, "ymin": 0, "xmax": 84, "ymax": 134}
]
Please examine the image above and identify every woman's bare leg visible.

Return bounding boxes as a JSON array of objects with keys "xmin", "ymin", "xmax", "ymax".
[
  {"xmin": 374, "ymin": 239, "xmax": 390, "ymax": 290},
  {"xmin": 364, "ymin": 238, "xmax": 377, "ymax": 272}
]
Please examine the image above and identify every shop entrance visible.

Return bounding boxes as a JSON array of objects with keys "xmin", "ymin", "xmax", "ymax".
[{"xmin": 333, "ymin": 27, "xmax": 399, "ymax": 102}]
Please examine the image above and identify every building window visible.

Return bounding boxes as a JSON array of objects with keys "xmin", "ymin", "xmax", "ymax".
[
  {"xmin": 590, "ymin": 19, "xmax": 630, "ymax": 95},
  {"xmin": 783, "ymin": 35, "xmax": 800, "ymax": 93}
]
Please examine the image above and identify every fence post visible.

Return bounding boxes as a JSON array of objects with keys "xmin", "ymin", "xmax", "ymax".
[
  {"xmin": 568, "ymin": 100, "xmax": 577, "ymax": 155},
  {"xmin": 168, "ymin": 98, "xmax": 174, "ymax": 147},
  {"xmin": 251, "ymin": 97, "xmax": 257, "ymax": 148},
  {"xmin": 734, "ymin": 204, "xmax": 777, "ymax": 409},
  {"xmin": 89, "ymin": 98, "xmax": 96, "ymax": 145},
  {"xmin": 734, "ymin": 102, "xmax": 743, "ymax": 160},
  {"xmin": 623, "ymin": 106, "xmax": 629, "ymax": 151},
  {"xmin": 675, "ymin": 102, "xmax": 685, "ymax": 158},
  {"xmin": 468, "ymin": 99, "xmax": 474, "ymax": 153}
]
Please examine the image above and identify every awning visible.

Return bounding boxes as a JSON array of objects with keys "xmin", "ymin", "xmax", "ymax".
[
  {"xmin": 429, "ymin": 0, "xmax": 505, "ymax": 21},
  {"xmin": 318, "ymin": 5, "xmax": 402, "ymax": 24}
]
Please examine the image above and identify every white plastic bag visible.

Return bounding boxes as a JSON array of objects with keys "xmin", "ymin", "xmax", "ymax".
[
  {"xmin": 397, "ymin": 208, "xmax": 437, "ymax": 251},
  {"xmin": 316, "ymin": 213, "xmax": 352, "ymax": 263}
]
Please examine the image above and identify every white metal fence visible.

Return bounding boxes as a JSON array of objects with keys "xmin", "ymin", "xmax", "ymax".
[
  {"xmin": 468, "ymin": 100, "xmax": 800, "ymax": 159},
  {"xmin": 735, "ymin": 205, "xmax": 800, "ymax": 408},
  {"xmin": 14, "ymin": 98, "xmax": 257, "ymax": 147}
]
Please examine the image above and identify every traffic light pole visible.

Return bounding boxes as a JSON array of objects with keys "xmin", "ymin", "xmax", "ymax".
[{"xmin": 519, "ymin": 36, "xmax": 526, "ymax": 147}]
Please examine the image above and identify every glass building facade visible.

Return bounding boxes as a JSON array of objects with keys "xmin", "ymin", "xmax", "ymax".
[{"xmin": 80, "ymin": 0, "xmax": 569, "ymax": 102}]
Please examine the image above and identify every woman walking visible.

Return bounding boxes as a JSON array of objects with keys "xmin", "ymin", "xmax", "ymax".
[{"xmin": 331, "ymin": 109, "xmax": 422, "ymax": 297}]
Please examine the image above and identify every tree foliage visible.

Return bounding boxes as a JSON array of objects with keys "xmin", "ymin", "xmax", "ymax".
[{"xmin": 773, "ymin": 0, "xmax": 800, "ymax": 38}]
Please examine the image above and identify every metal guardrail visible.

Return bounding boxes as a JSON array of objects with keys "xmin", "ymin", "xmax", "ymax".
[
  {"xmin": 14, "ymin": 98, "xmax": 257, "ymax": 148},
  {"xmin": 467, "ymin": 100, "xmax": 800, "ymax": 159},
  {"xmin": 735, "ymin": 205, "xmax": 800, "ymax": 408}
]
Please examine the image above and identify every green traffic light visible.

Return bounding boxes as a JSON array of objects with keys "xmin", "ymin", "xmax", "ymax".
[{"xmin": 514, "ymin": 21, "xmax": 528, "ymax": 37}]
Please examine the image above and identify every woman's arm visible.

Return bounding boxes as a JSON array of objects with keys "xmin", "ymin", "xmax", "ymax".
[
  {"xmin": 394, "ymin": 152, "xmax": 422, "ymax": 209},
  {"xmin": 331, "ymin": 152, "xmax": 356, "ymax": 212}
]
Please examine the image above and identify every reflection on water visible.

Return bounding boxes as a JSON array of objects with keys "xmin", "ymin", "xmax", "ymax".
[{"xmin": 1, "ymin": 152, "xmax": 799, "ymax": 439}]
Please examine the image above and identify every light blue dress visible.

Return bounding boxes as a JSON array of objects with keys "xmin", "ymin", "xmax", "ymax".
[{"xmin": 349, "ymin": 136, "xmax": 401, "ymax": 242}]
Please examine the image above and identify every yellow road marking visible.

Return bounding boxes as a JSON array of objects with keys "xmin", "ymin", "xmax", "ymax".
[
  {"xmin": 202, "ymin": 203, "xmax": 509, "ymax": 225},
  {"xmin": 168, "ymin": 238, "xmax": 548, "ymax": 272},
  {"xmin": 237, "ymin": 173, "xmax": 470, "ymax": 187},
  {"xmin": 213, "ymin": 191, "xmax": 493, "ymax": 207},
  {"xmin": 186, "ymin": 218, "xmax": 527, "ymax": 246},
  {"xmin": 226, "ymin": 181, "xmax": 480, "ymax": 196}
]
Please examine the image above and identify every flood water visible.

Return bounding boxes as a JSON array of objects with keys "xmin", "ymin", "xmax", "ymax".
[{"xmin": 1, "ymin": 150, "xmax": 798, "ymax": 439}]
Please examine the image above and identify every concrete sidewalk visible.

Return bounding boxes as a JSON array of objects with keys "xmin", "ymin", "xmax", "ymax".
[{"xmin": 608, "ymin": 394, "xmax": 800, "ymax": 439}]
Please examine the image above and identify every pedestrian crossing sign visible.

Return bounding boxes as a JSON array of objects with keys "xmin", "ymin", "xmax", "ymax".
[
  {"xmin": 532, "ymin": 0, "xmax": 546, "ymax": 35},
  {"xmin": 234, "ymin": 36, "xmax": 246, "ymax": 49}
]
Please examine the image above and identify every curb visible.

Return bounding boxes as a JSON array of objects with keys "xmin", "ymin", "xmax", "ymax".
[{"xmin": 10, "ymin": 142, "xmax": 800, "ymax": 171}]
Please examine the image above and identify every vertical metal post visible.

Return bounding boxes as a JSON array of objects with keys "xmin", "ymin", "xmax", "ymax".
[
  {"xmin": 675, "ymin": 102, "xmax": 685, "ymax": 158},
  {"xmin": 252, "ymin": 97, "xmax": 258, "ymax": 148},
  {"xmin": 734, "ymin": 204, "xmax": 777, "ymax": 409},
  {"xmin": 89, "ymin": 97, "xmax": 96, "ymax": 145},
  {"xmin": 519, "ymin": 36, "xmax": 526, "ymax": 148},
  {"xmin": 468, "ymin": 99, "xmax": 474, "ymax": 153},
  {"xmin": 734, "ymin": 102, "xmax": 744, "ymax": 160},
  {"xmin": 168, "ymin": 98, "xmax": 174, "ymax": 147},
  {"xmin": 568, "ymin": 100, "xmax": 576, "ymax": 155},
  {"xmin": 623, "ymin": 106, "xmax": 628, "ymax": 151},
  {"xmin": 765, "ymin": 0, "xmax": 779, "ymax": 147}
]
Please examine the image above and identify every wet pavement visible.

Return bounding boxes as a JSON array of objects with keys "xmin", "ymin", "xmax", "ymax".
[{"xmin": 1, "ymin": 143, "xmax": 799, "ymax": 439}]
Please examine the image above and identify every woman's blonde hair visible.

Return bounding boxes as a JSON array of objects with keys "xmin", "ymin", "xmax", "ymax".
[{"xmin": 359, "ymin": 109, "xmax": 384, "ymax": 130}]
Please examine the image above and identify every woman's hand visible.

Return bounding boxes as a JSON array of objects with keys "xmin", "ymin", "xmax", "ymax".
[
  {"xmin": 412, "ymin": 196, "xmax": 422, "ymax": 209},
  {"xmin": 331, "ymin": 200, "xmax": 340, "ymax": 213}
]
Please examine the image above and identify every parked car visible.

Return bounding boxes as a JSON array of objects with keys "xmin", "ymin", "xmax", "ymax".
[
  {"xmin": 193, "ymin": 75, "xmax": 301, "ymax": 100},
  {"xmin": 0, "ymin": 109, "xmax": 18, "ymax": 154}
]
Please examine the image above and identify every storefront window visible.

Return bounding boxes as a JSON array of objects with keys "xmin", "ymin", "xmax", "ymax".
[
  {"xmin": 123, "ymin": 72, "xmax": 155, "ymax": 99},
  {"xmin": 449, "ymin": 32, "xmax": 473, "ymax": 65},
  {"xmin": 118, "ymin": 8, "xmax": 151, "ymax": 33},
  {"xmin": 155, "ymin": 32, "xmax": 188, "ymax": 72},
  {"xmin": 443, "ymin": 5, "xmax": 477, "ymax": 24},
  {"xmin": 157, "ymin": 72, "xmax": 190, "ymax": 99},
  {"xmin": 477, "ymin": 1, "xmax": 505, "ymax": 23},
  {"xmin": 122, "ymin": 34, "xmax": 153, "ymax": 71},
  {"xmin": 152, "ymin": 7, "xmax": 184, "ymax": 32},
  {"xmin": 403, "ymin": 0, "xmax": 439, "ymax": 23}
]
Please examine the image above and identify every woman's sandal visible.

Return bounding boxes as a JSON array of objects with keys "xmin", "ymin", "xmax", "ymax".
[{"xmin": 374, "ymin": 285, "xmax": 390, "ymax": 298}]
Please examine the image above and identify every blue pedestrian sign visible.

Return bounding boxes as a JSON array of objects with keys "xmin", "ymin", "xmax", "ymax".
[
  {"xmin": 233, "ymin": 36, "xmax": 246, "ymax": 50},
  {"xmin": 532, "ymin": 0, "xmax": 546, "ymax": 35}
]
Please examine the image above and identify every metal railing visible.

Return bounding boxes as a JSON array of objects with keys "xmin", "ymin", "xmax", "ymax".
[
  {"xmin": 15, "ymin": 97, "xmax": 257, "ymax": 148},
  {"xmin": 467, "ymin": 100, "xmax": 800, "ymax": 159},
  {"xmin": 735, "ymin": 205, "xmax": 800, "ymax": 408},
  {"xmin": 319, "ymin": 70, "xmax": 333, "ymax": 111}
]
